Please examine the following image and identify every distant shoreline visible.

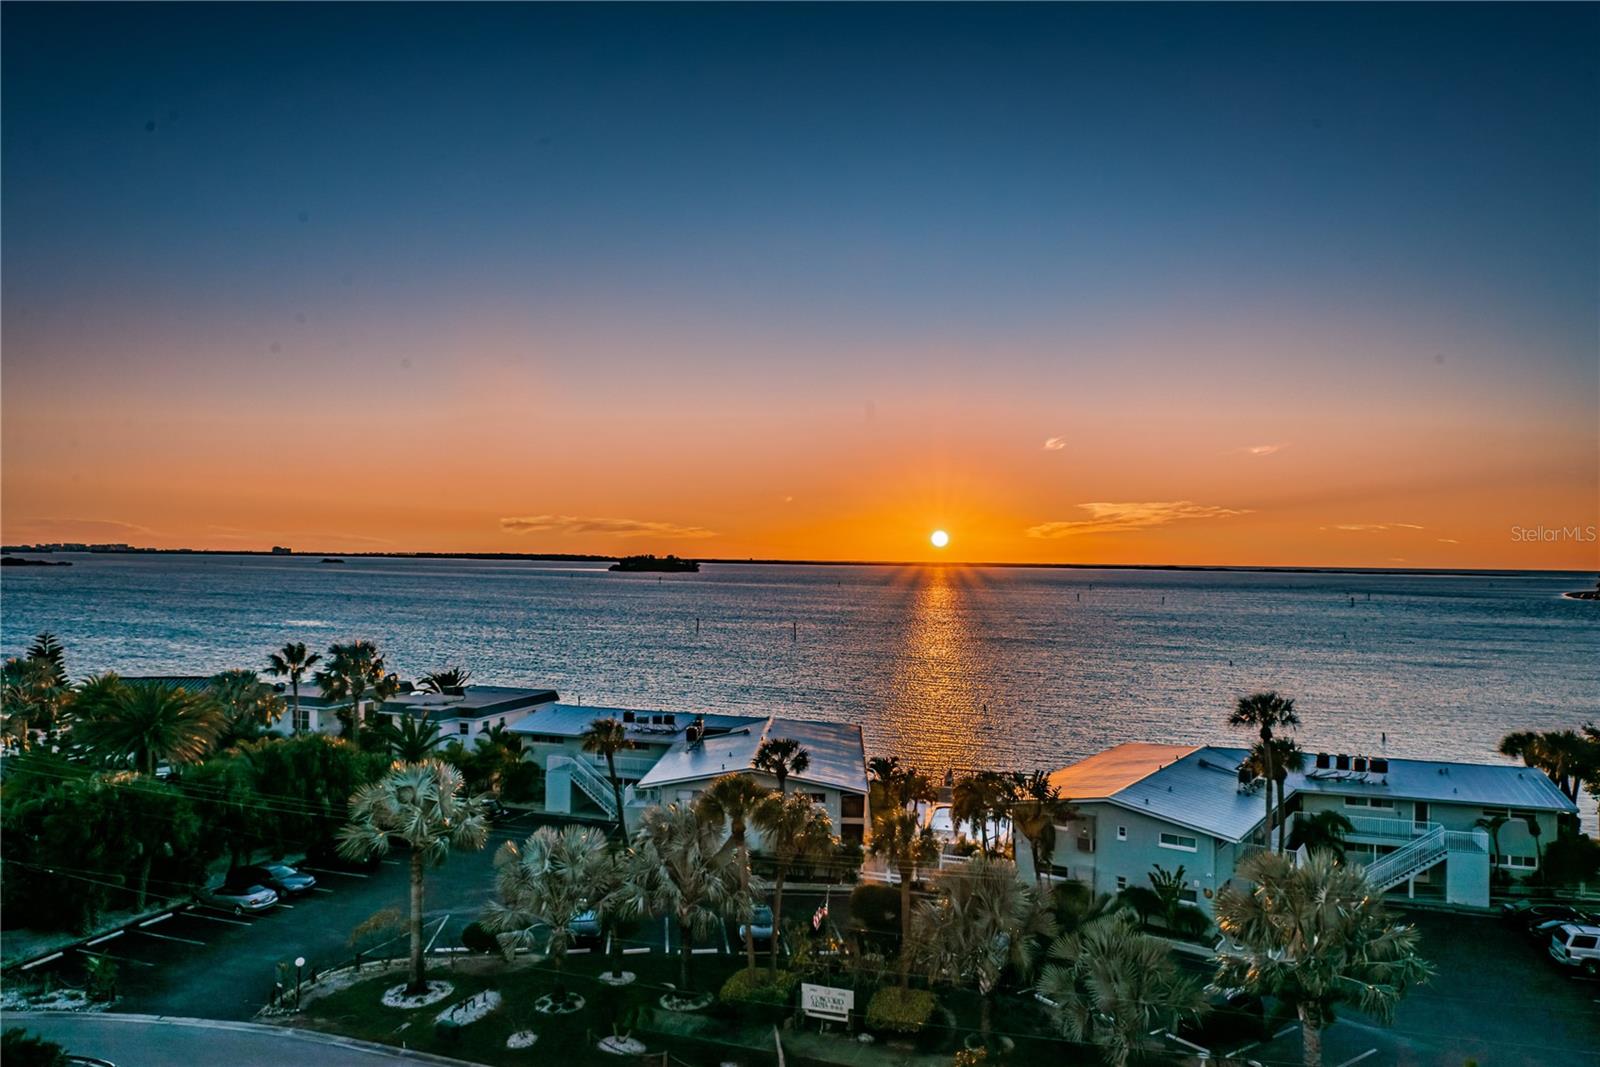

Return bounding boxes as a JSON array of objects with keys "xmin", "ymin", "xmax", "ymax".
[{"xmin": 1, "ymin": 547, "xmax": 1592, "ymax": 581}]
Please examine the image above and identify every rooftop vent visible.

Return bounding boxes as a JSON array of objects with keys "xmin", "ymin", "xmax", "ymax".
[
  {"xmin": 1335, "ymin": 754, "xmax": 1351, "ymax": 771},
  {"xmin": 1353, "ymin": 757, "xmax": 1368, "ymax": 773},
  {"xmin": 622, "ymin": 711, "xmax": 635, "ymax": 723},
  {"xmin": 1315, "ymin": 752, "xmax": 1331, "ymax": 770},
  {"xmin": 1370, "ymin": 758, "xmax": 1389, "ymax": 774}
]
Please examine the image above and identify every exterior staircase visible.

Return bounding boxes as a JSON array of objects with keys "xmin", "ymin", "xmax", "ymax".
[
  {"xmin": 1362, "ymin": 825, "xmax": 1487, "ymax": 893},
  {"xmin": 562, "ymin": 755, "xmax": 620, "ymax": 819}
]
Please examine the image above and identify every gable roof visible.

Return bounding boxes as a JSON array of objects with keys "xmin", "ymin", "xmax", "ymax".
[{"xmin": 636, "ymin": 715, "xmax": 869, "ymax": 795}]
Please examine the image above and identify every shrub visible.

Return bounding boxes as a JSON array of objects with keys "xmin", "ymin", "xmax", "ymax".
[
  {"xmin": 719, "ymin": 967, "xmax": 801, "ymax": 1011},
  {"xmin": 502, "ymin": 762, "xmax": 544, "ymax": 803},
  {"xmin": 1, "ymin": 1028, "xmax": 68, "ymax": 1067},
  {"xmin": 460, "ymin": 921, "xmax": 498, "ymax": 954},
  {"xmin": 865, "ymin": 986, "xmax": 938, "ymax": 1035},
  {"xmin": 85, "ymin": 955, "xmax": 119, "ymax": 1002},
  {"xmin": 1167, "ymin": 905, "xmax": 1212, "ymax": 941}
]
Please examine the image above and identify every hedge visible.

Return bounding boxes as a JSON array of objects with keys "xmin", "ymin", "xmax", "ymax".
[
  {"xmin": 719, "ymin": 967, "xmax": 801, "ymax": 1007},
  {"xmin": 865, "ymin": 986, "xmax": 938, "ymax": 1034}
]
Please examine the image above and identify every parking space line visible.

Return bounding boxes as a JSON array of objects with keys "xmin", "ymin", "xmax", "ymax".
[
  {"xmin": 77, "ymin": 948, "xmax": 156, "ymax": 968},
  {"xmin": 136, "ymin": 929, "xmax": 206, "ymax": 946},
  {"xmin": 381, "ymin": 860, "xmax": 401, "ymax": 867},
  {"xmin": 277, "ymin": 903, "xmax": 295, "ymax": 909},
  {"xmin": 300, "ymin": 866, "xmax": 368, "ymax": 879},
  {"xmin": 691, "ymin": 946, "xmax": 718, "ymax": 955},
  {"xmin": 86, "ymin": 931, "xmax": 125, "ymax": 947},
  {"xmin": 1333, "ymin": 1051, "xmax": 1378, "ymax": 1067},
  {"xmin": 187, "ymin": 911, "xmax": 253, "ymax": 927},
  {"xmin": 311, "ymin": 887, "xmax": 335, "ymax": 894},
  {"xmin": 623, "ymin": 946, "xmax": 650, "ymax": 955},
  {"xmin": 138, "ymin": 913, "xmax": 175, "ymax": 928},
  {"xmin": 423, "ymin": 914, "xmax": 450, "ymax": 954},
  {"xmin": 19, "ymin": 952, "xmax": 63, "ymax": 970}
]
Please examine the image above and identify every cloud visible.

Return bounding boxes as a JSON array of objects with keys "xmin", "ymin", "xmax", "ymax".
[
  {"xmin": 4, "ymin": 517, "xmax": 154, "ymax": 540},
  {"xmin": 1236, "ymin": 443, "xmax": 1285, "ymax": 457},
  {"xmin": 1327, "ymin": 522, "xmax": 1425, "ymax": 533},
  {"xmin": 1026, "ymin": 501, "xmax": 1250, "ymax": 539},
  {"xmin": 1436, "ymin": 538, "xmax": 1460, "ymax": 544},
  {"xmin": 1042, "ymin": 436, "xmax": 1069, "ymax": 452},
  {"xmin": 499, "ymin": 515, "xmax": 717, "ymax": 539}
]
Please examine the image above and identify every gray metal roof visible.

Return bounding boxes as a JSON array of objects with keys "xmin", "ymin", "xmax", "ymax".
[
  {"xmin": 636, "ymin": 715, "xmax": 869, "ymax": 795},
  {"xmin": 380, "ymin": 684, "xmax": 557, "ymax": 720},
  {"xmin": 1289, "ymin": 756, "xmax": 1577, "ymax": 813}
]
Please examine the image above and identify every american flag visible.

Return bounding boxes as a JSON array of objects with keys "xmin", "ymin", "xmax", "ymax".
[{"xmin": 812, "ymin": 903, "xmax": 828, "ymax": 930}]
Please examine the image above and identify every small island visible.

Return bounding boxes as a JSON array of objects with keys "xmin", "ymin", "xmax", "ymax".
[
  {"xmin": 0, "ymin": 555, "xmax": 72, "ymax": 567},
  {"xmin": 608, "ymin": 554, "xmax": 700, "ymax": 573},
  {"xmin": 1563, "ymin": 577, "xmax": 1600, "ymax": 601},
  {"xmin": 320, "ymin": 557, "xmax": 346, "ymax": 565}
]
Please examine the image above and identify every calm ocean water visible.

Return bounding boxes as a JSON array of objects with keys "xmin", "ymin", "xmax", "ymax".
[{"xmin": 2, "ymin": 555, "xmax": 1597, "ymax": 775}]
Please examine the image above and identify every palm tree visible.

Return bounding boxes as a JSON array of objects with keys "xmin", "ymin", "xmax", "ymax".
[
  {"xmin": 581, "ymin": 717, "xmax": 630, "ymax": 837},
  {"xmin": 26, "ymin": 632, "xmax": 69, "ymax": 687},
  {"xmin": 315, "ymin": 640, "xmax": 398, "ymax": 745},
  {"xmin": 1012, "ymin": 771, "xmax": 1076, "ymax": 881},
  {"xmin": 73, "ymin": 681, "xmax": 220, "ymax": 775},
  {"xmin": 337, "ymin": 761, "xmax": 490, "ymax": 994},
  {"xmin": 1037, "ymin": 913, "xmax": 1206, "ymax": 1067},
  {"xmin": 752, "ymin": 791, "xmax": 835, "ymax": 974},
  {"xmin": 870, "ymin": 805, "xmax": 938, "ymax": 987},
  {"xmin": 951, "ymin": 772, "xmax": 1002, "ymax": 853},
  {"xmin": 1213, "ymin": 850, "xmax": 1432, "ymax": 1067},
  {"xmin": 1286, "ymin": 809, "xmax": 1354, "ymax": 862},
  {"xmin": 695, "ymin": 773, "xmax": 775, "ymax": 971},
  {"xmin": 1473, "ymin": 812, "xmax": 1509, "ymax": 867},
  {"xmin": 1243, "ymin": 736, "xmax": 1306, "ymax": 852},
  {"xmin": 266, "ymin": 642, "xmax": 321, "ymax": 734},
  {"xmin": 1, "ymin": 655, "xmax": 67, "ymax": 749},
  {"xmin": 370, "ymin": 714, "xmax": 445, "ymax": 761},
  {"xmin": 753, "ymin": 737, "xmax": 810, "ymax": 794},
  {"xmin": 611, "ymin": 802, "xmax": 741, "ymax": 994},
  {"xmin": 483, "ymin": 825, "xmax": 615, "ymax": 1005},
  {"xmin": 418, "ymin": 667, "xmax": 472, "ymax": 694},
  {"xmin": 1230, "ymin": 691, "xmax": 1300, "ymax": 850},
  {"xmin": 914, "ymin": 854, "xmax": 1056, "ymax": 1042},
  {"xmin": 209, "ymin": 669, "xmax": 285, "ymax": 747}
]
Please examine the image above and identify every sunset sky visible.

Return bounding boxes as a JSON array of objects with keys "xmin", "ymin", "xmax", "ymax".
[{"xmin": 3, "ymin": 4, "xmax": 1596, "ymax": 568}]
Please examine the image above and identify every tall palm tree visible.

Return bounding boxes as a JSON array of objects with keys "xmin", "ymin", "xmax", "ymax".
[
  {"xmin": 1037, "ymin": 912, "xmax": 1206, "ymax": 1067},
  {"xmin": 315, "ymin": 640, "xmax": 397, "ymax": 745},
  {"xmin": 951, "ymin": 772, "xmax": 996, "ymax": 853},
  {"xmin": 266, "ymin": 642, "xmax": 321, "ymax": 734},
  {"xmin": 1230, "ymin": 691, "xmax": 1300, "ymax": 851},
  {"xmin": 610, "ymin": 802, "xmax": 741, "ymax": 994},
  {"xmin": 418, "ymin": 667, "xmax": 472, "ymax": 694},
  {"xmin": 337, "ymin": 760, "xmax": 490, "ymax": 994},
  {"xmin": 695, "ymin": 773, "xmax": 775, "ymax": 971},
  {"xmin": 483, "ymin": 825, "xmax": 615, "ymax": 1004},
  {"xmin": 581, "ymin": 717, "xmax": 630, "ymax": 837},
  {"xmin": 1, "ymin": 655, "xmax": 67, "ymax": 749},
  {"xmin": 1214, "ymin": 850, "xmax": 1432, "ymax": 1067},
  {"xmin": 209, "ymin": 669, "xmax": 285, "ymax": 748},
  {"xmin": 73, "ymin": 681, "xmax": 220, "ymax": 776},
  {"xmin": 753, "ymin": 736, "xmax": 810, "ymax": 794},
  {"xmin": 1473, "ymin": 813, "xmax": 1509, "ymax": 869},
  {"xmin": 752, "ymin": 791, "xmax": 835, "ymax": 974},
  {"xmin": 370, "ymin": 715, "xmax": 445, "ymax": 761},
  {"xmin": 914, "ymin": 854, "xmax": 1056, "ymax": 1042},
  {"xmin": 1286, "ymin": 809, "xmax": 1354, "ymax": 862},
  {"xmin": 1010, "ymin": 771, "xmax": 1075, "ymax": 878},
  {"xmin": 870, "ymin": 805, "xmax": 939, "ymax": 987}
]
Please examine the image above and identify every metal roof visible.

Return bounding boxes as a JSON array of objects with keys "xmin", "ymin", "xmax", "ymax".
[
  {"xmin": 509, "ymin": 703, "xmax": 757, "ymax": 743},
  {"xmin": 380, "ymin": 684, "xmax": 558, "ymax": 720},
  {"xmin": 1289, "ymin": 756, "xmax": 1577, "ymax": 813},
  {"xmin": 636, "ymin": 715, "xmax": 869, "ymax": 795},
  {"xmin": 1045, "ymin": 744, "xmax": 1266, "ymax": 843}
]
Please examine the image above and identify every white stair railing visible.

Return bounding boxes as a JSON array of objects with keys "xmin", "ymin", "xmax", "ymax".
[
  {"xmin": 563, "ymin": 755, "xmax": 619, "ymax": 818},
  {"xmin": 1364, "ymin": 825, "xmax": 1447, "ymax": 891}
]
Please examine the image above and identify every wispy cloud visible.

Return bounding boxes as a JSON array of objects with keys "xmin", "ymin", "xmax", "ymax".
[
  {"xmin": 5, "ymin": 517, "xmax": 154, "ymax": 540},
  {"xmin": 499, "ymin": 515, "xmax": 717, "ymax": 539},
  {"xmin": 1042, "ymin": 436, "xmax": 1069, "ymax": 452},
  {"xmin": 1436, "ymin": 538, "xmax": 1460, "ymax": 544},
  {"xmin": 1026, "ymin": 501, "xmax": 1250, "ymax": 539},
  {"xmin": 1235, "ymin": 443, "xmax": 1285, "ymax": 457},
  {"xmin": 1324, "ymin": 522, "xmax": 1426, "ymax": 533}
]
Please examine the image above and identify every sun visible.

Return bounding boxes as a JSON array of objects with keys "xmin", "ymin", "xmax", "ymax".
[{"xmin": 930, "ymin": 529, "xmax": 950, "ymax": 549}]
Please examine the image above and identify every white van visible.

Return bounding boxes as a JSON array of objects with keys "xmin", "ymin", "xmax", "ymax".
[{"xmin": 1547, "ymin": 924, "xmax": 1600, "ymax": 977}]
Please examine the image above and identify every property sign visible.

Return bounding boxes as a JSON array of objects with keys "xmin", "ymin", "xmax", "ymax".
[{"xmin": 800, "ymin": 983, "xmax": 854, "ymax": 1022}]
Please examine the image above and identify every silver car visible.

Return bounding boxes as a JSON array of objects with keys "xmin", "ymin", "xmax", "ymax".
[{"xmin": 203, "ymin": 881, "xmax": 279, "ymax": 915}]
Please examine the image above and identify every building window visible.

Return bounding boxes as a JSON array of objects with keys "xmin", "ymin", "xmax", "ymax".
[
  {"xmin": 1115, "ymin": 876, "xmax": 1128, "ymax": 891},
  {"xmin": 1116, "ymin": 826, "xmax": 1127, "ymax": 841},
  {"xmin": 1481, "ymin": 807, "xmax": 1511, "ymax": 818},
  {"xmin": 1343, "ymin": 797, "xmax": 1395, "ymax": 810},
  {"xmin": 458, "ymin": 723, "xmax": 469, "ymax": 735},
  {"xmin": 1497, "ymin": 855, "xmax": 1537, "ymax": 870},
  {"xmin": 1158, "ymin": 832, "xmax": 1198, "ymax": 852},
  {"xmin": 806, "ymin": 792, "xmax": 826, "ymax": 805},
  {"xmin": 1178, "ymin": 887, "xmax": 1199, "ymax": 905},
  {"xmin": 841, "ymin": 794, "xmax": 865, "ymax": 819}
]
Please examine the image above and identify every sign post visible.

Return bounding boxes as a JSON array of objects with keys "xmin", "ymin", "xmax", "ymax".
[{"xmin": 800, "ymin": 983, "xmax": 854, "ymax": 1025}]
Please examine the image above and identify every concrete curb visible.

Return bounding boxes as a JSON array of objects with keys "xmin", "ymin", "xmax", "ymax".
[{"xmin": 5, "ymin": 1011, "xmax": 486, "ymax": 1066}]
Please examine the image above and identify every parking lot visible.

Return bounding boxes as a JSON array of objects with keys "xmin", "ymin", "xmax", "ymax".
[{"xmin": 15, "ymin": 810, "xmax": 828, "ymax": 1020}]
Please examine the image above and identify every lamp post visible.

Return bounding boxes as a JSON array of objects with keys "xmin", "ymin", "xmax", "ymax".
[{"xmin": 295, "ymin": 956, "xmax": 306, "ymax": 1009}]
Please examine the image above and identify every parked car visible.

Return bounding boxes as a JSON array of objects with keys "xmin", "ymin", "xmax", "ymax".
[
  {"xmin": 234, "ymin": 863, "xmax": 317, "ymax": 896},
  {"xmin": 740, "ymin": 904, "xmax": 775, "ymax": 944},
  {"xmin": 1548, "ymin": 924, "xmax": 1600, "ymax": 977},
  {"xmin": 203, "ymin": 880, "xmax": 278, "ymax": 915},
  {"xmin": 1520, "ymin": 905, "xmax": 1596, "ymax": 938},
  {"xmin": 481, "ymin": 797, "xmax": 510, "ymax": 822},
  {"xmin": 571, "ymin": 909, "xmax": 603, "ymax": 941}
]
